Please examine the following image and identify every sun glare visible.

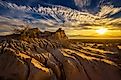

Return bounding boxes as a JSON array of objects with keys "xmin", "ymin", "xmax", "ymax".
[{"xmin": 96, "ymin": 28, "xmax": 108, "ymax": 35}]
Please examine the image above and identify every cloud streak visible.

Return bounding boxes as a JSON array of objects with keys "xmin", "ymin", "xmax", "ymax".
[{"xmin": 0, "ymin": 1, "xmax": 121, "ymax": 38}]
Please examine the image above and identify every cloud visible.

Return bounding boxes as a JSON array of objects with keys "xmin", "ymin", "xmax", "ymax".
[
  {"xmin": 97, "ymin": 5, "xmax": 121, "ymax": 17},
  {"xmin": 0, "ymin": 16, "xmax": 27, "ymax": 35},
  {"xmin": 0, "ymin": 0, "xmax": 121, "ymax": 33}
]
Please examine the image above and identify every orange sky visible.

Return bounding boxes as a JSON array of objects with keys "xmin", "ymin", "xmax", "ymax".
[{"xmin": 65, "ymin": 26, "xmax": 121, "ymax": 39}]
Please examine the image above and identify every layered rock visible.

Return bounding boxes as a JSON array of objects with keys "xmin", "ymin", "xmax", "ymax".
[
  {"xmin": 0, "ymin": 28, "xmax": 121, "ymax": 80},
  {"xmin": 39, "ymin": 28, "xmax": 68, "ymax": 40}
]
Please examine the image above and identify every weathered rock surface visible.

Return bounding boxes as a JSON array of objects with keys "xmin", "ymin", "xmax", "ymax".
[{"xmin": 0, "ymin": 28, "xmax": 121, "ymax": 80}]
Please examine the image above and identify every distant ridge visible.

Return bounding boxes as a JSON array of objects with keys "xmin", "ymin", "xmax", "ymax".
[{"xmin": 0, "ymin": 27, "xmax": 68, "ymax": 41}]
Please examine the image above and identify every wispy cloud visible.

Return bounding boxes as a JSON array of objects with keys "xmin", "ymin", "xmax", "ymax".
[
  {"xmin": 0, "ymin": 0, "xmax": 121, "ymax": 37},
  {"xmin": 97, "ymin": 5, "xmax": 121, "ymax": 17}
]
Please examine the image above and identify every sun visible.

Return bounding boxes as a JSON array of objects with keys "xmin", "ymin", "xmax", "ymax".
[{"xmin": 96, "ymin": 28, "xmax": 108, "ymax": 35}]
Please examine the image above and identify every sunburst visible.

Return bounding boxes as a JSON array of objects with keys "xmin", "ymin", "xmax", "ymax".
[{"xmin": 96, "ymin": 28, "xmax": 108, "ymax": 35}]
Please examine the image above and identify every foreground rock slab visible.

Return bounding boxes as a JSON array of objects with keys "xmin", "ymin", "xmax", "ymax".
[{"xmin": 0, "ymin": 28, "xmax": 121, "ymax": 80}]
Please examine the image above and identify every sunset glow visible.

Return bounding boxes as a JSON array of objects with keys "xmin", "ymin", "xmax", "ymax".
[{"xmin": 96, "ymin": 28, "xmax": 108, "ymax": 35}]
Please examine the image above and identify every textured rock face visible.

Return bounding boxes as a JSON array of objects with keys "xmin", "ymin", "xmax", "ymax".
[
  {"xmin": 51, "ymin": 28, "xmax": 68, "ymax": 40},
  {"xmin": 0, "ymin": 28, "xmax": 121, "ymax": 80},
  {"xmin": 40, "ymin": 28, "xmax": 68, "ymax": 40}
]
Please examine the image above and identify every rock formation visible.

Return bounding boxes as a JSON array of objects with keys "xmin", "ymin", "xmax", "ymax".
[
  {"xmin": 40, "ymin": 28, "xmax": 68, "ymax": 40},
  {"xmin": 0, "ymin": 27, "xmax": 121, "ymax": 80}
]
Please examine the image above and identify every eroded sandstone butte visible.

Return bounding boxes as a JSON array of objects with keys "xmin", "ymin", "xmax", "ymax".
[{"xmin": 0, "ymin": 28, "xmax": 121, "ymax": 80}]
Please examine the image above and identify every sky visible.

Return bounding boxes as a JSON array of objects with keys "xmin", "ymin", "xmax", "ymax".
[
  {"xmin": 0, "ymin": 0, "xmax": 121, "ymax": 39},
  {"xmin": 66, "ymin": 28, "xmax": 121, "ymax": 39}
]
